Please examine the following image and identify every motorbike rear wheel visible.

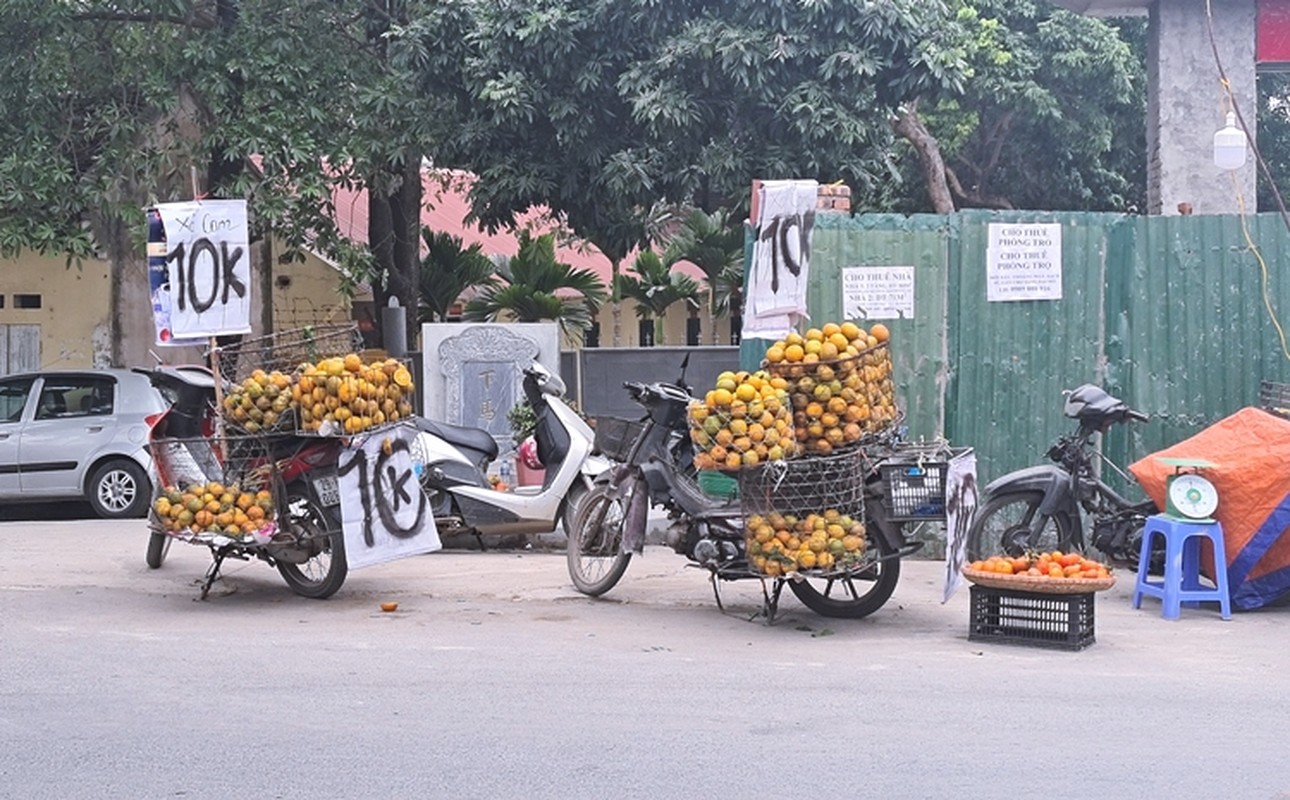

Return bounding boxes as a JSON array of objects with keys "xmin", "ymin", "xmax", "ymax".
[
  {"xmin": 788, "ymin": 531, "xmax": 901, "ymax": 619},
  {"xmin": 966, "ymin": 490, "xmax": 1076, "ymax": 562},
  {"xmin": 567, "ymin": 485, "xmax": 632, "ymax": 596},
  {"xmin": 275, "ymin": 484, "xmax": 348, "ymax": 599}
]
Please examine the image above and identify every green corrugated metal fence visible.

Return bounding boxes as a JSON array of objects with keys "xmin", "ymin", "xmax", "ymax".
[{"xmin": 748, "ymin": 210, "xmax": 1290, "ymax": 487}]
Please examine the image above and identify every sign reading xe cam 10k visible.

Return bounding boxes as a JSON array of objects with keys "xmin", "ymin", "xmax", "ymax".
[{"xmin": 154, "ymin": 200, "xmax": 253, "ymax": 338}]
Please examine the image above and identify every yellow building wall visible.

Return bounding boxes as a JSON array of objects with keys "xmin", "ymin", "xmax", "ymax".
[
  {"xmin": 1, "ymin": 244, "xmax": 352, "ymax": 372},
  {"xmin": 268, "ymin": 247, "xmax": 354, "ymax": 332},
  {"xmin": 0, "ymin": 251, "xmax": 113, "ymax": 369}
]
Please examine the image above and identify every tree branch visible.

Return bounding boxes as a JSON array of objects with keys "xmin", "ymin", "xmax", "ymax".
[
  {"xmin": 945, "ymin": 166, "xmax": 1014, "ymax": 210},
  {"xmin": 891, "ymin": 103, "xmax": 955, "ymax": 214}
]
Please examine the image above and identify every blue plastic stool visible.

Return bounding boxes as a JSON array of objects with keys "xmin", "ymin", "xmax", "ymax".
[{"xmin": 1131, "ymin": 514, "xmax": 1232, "ymax": 621}]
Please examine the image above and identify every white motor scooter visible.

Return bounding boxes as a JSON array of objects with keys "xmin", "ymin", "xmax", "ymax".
[{"xmin": 412, "ymin": 362, "xmax": 608, "ymax": 539}]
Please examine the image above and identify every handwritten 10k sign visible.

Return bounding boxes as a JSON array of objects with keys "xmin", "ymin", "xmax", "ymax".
[
  {"xmin": 155, "ymin": 199, "xmax": 253, "ymax": 338},
  {"xmin": 338, "ymin": 425, "xmax": 442, "ymax": 570}
]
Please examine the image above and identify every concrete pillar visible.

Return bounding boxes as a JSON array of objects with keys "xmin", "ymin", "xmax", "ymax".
[{"xmin": 1147, "ymin": 0, "xmax": 1257, "ymax": 215}]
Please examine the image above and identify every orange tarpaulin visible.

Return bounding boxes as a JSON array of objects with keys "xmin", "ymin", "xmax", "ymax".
[{"xmin": 1130, "ymin": 407, "xmax": 1290, "ymax": 610}]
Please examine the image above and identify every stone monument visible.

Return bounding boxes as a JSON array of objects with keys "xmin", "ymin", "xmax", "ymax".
[{"xmin": 420, "ymin": 322, "xmax": 561, "ymax": 457}]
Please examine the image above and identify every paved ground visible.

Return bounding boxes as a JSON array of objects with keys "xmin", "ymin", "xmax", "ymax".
[{"xmin": 4, "ymin": 519, "xmax": 1290, "ymax": 799}]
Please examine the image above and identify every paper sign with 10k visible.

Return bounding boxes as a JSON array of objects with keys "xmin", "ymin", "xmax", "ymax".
[
  {"xmin": 155, "ymin": 199, "xmax": 253, "ymax": 338},
  {"xmin": 338, "ymin": 424, "xmax": 442, "ymax": 570}
]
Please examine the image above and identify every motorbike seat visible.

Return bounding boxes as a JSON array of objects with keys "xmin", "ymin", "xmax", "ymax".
[
  {"xmin": 414, "ymin": 417, "xmax": 500, "ymax": 462},
  {"xmin": 1064, "ymin": 384, "xmax": 1127, "ymax": 422}
]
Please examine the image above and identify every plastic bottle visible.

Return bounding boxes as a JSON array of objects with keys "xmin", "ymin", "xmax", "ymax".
[{"xmin": 498, "ymin": 458, "xmax": 514, "ymax": 489}]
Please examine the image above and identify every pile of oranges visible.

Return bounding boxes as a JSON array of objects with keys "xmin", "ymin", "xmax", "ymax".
[
  {"xmin": 970, "ymin": 551, "xmax": 1112, "ymax": 580},
  {"xmin": 762, "ymin": 322, "xmax": 897, "ymax": 454},
  {"xmin": 745, "ymin": 509, "xmax": 867, "ymax": 576},
  {"xmin": 153, "ymin": 481, "xmax": 275, "ymax": 538},
  {"xmin": 689, "ymin": 369, "xmax": 797, "ymax": 471},
  {"xmin": 223, "ymin": 354, "xmax": 416, "ymax": 437}
]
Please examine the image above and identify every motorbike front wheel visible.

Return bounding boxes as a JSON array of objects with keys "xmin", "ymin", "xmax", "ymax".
[
  {"xmin": 567, "ymin": 485, "xmax": 633, "ymax": 596},
  {"xmin": 788, "ymin": 531, "xmax": 901, "ymax": 619},
  {"xmin": 966, "ymin": 490, "xmax": 1076, "ymax": 562},
  {"xmin": 275, "ymin": 484, "xmax": 348, "ymax": 599},
  {"xmin": 145, "ymin": 531, "xmax": 171, "ymax": 569}
]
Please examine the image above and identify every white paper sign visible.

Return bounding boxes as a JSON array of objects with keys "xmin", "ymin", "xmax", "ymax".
[
  {"xmin": 155, "ymin": 199, "xmax": 253, "ymax": 337},
  {"xmin": 842, "ymin": 266, "xmax": 915, "ymax": 320},
  {"xmin": 986, "ymin": 222, "xmax": 1062, "ymax": 302},
  {"xmin": 942, "ymin": 449, "xmax": 979, "ymax": 603},
  {"xmin": 338, "ymin": 424, "xmax": 442, "ymax": 570},
  {"xmin": 744, "ymin": 179, "xmax": 817, "ymax": 339}
]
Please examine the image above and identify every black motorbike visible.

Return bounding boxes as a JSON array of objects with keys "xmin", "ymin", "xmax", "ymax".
[
  {"xmin": 965, "ymin": 383, "xmax": 1158, "ymax": 565},
  {"xmin": 566, "ymin": 363, "xmax": 940, "ymax": 620}
]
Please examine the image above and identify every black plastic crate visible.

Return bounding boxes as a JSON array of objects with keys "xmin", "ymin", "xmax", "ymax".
[{"xmin": 968, "ymin": 585, "xmax": 1096, "ymax": 651}]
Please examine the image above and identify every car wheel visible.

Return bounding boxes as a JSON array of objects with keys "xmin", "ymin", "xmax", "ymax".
[{"xmin": 88, "ymin": 459, "xmax": 150, "ymax": 519}]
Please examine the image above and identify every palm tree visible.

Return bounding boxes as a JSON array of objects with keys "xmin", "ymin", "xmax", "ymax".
[
  {"xmin": 463, "ymin": 231, "xmax": 608, "ymax": 344},
  {"xmin": 615, "ymin": 250, "xmax": 701, "ymax": 346},
  {"xmin": 417, "ymin": 229, "xmax": 498, "ymax": 323},
  {"xmin": 663, "ymin": 208, "xmax": 745, "ymax": 345}
]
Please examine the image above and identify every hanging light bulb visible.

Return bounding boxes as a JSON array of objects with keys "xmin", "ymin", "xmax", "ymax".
[{"xmin": 1213, "ymin": 111, "xmax": 1247, "ymax": 170}]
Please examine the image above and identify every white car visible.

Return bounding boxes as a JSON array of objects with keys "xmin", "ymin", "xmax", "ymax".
[{"xmin": 0, "ymin": 368, "xmax": 167, "ymax": 518}]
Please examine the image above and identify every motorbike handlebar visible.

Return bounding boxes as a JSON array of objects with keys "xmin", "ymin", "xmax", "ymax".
[{"xmin": 1127, "ymin": 409, "xmax": 1150, "ymax": 423}]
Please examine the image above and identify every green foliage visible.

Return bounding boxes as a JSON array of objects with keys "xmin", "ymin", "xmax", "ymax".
[
  {"xmin": 615, "ymin": 250, "xmax": 700, "ymax": 344},
  {"xmin": 889, "ymin": 0, "xmax": 1147, "ymax": 212},
  {"xmin": 662, "ymin": 208, "xmax": 745, "ymax": 320},
  {"xmin": 1258, "ymin": 72, "xmax": 1290, "ymax": 214},
  {"xmin": 463, "ymin": 231, "xmax": 609, "ymax": 343},
  {"xmin": 445, "ymin": 0, "xmax": 970, "ymax": 252},
  {"xmin": 418, "ymin": 229, "xmax": 498, "ymax": 323}
]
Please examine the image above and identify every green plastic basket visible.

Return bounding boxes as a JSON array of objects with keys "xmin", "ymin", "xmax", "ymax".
[{"xmin": 698, "ymin": 470, "xmax": 740, "ymax": 499}]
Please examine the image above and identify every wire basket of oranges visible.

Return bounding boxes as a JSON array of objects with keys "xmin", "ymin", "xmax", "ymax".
[
  {"xmin": 761, "ymin": 322, "xmax": 898, "ymax": 455},
  {"xmin": 689, "ymin": 369, "xmax": 799, "ymax": 472}
]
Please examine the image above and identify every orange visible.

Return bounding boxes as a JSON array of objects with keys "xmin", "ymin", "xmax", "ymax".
[
  {"xmin": 784, "ymin": 344, "xmax": 805, "ymax": 363},
  {"xmin": 870, "ymin": 323, "xmax": 890, "ymax": 343}
]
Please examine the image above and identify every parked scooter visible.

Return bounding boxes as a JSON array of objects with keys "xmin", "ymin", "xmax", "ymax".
[
  {"xmin": 142, "ymin": 365, "xmax": 349, "ymax": 599},
  {"xmin": 413, "ymin": 361, "xmax": 604, "ymax": 540}
]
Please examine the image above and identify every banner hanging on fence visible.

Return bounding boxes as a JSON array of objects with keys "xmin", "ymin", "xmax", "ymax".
[
  {"xmin": 986, "ymin": 222, "xmax": 1062, "ymax": 302},
  {"xmin": 154, "ymin": 199, "xmax": 252, "ymax": 338},
  {"xmin": 744, "ymin": 179, "xmax": 817, "ymax": 339}
]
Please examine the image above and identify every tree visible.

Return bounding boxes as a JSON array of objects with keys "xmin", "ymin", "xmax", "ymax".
[
  {"xmin": 436, "ymin": 0, "xmax": 968, "ymax": 339},
  {"xmin": 463, "ymin": 231, "xmax": 608, "ymax": 344},
  {"xmin": 662, "ymin": 208, "xmax": 744, "ymax": 345},
  {"xmin": 0, "ymin": 1, "xmax": 469, "ymax": 358},
  {"xmin": 893, "ymin": 1, "xmax": 1146, "ymax": 213},
  {"xmin": 417, "ymin": 229, "xmax": 497, "ymax": 323},
  {"xmin": 615, "ymin": 250, "xmax": 700, "ymax": 345}
]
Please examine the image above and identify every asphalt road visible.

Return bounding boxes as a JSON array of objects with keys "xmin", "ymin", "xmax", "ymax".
[{"xmin": 3, "ymin": 519, "xmax": 1290, "ymax": 800}]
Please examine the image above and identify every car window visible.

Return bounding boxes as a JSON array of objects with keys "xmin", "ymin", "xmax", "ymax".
[
  {"xmin": 35, "ymin": 376, "xmax": 116, "ymax": 420},
  {"xmin": 0, "ymin": 378, "xmax": 34, "ymax": 422}
]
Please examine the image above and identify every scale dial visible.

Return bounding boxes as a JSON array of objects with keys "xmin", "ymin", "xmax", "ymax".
[{"xmin": 1168, "ymin": 473, "xmax": 1219, "ymax": 519}]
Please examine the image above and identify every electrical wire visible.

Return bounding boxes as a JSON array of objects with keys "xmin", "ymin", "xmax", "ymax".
[
  {"xmin": 1232, "ymin": 172, "xmax": 1290, "ymax": 358},
  {"xmin": 1204, "ymin": 0, "xmax": 1290, "ymax": 361}
]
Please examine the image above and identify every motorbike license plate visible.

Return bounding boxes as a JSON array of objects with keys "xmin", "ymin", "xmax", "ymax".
[{"xmin": 314, "ymin": 474, "xmax": 341, "ymax": 507}]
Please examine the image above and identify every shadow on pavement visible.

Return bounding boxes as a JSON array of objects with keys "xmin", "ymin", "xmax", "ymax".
[{"xmin": 0, "ymin": 502, "xmax": 98, "ymax": 521}]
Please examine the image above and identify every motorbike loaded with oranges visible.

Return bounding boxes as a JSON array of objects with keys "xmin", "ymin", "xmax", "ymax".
[
  {"xmin": 142, "ymin": 326, "xmax": 417, "ymax": 599},
  {"xmin": 567, "ymin": 322, "xmax": 968, "ymax": 620}
]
